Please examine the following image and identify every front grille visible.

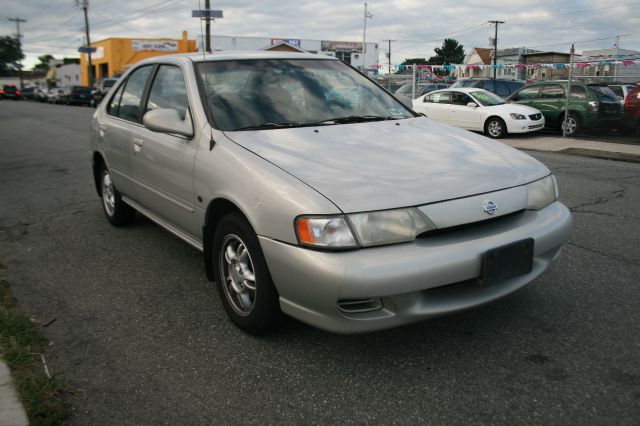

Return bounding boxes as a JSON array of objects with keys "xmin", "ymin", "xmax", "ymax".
[
  {"xmin": 337, "ymin": 298, "xmax": 383, "ymax": 314},
  {"xmin": 529, "ymin": 113, "xmax": 542, "ymax": 120},
  {"xmin": 417, "ymin": 209, "xmax": 525, "ymax": 238}
]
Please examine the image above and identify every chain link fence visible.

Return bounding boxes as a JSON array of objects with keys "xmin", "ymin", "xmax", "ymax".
[{"xmin": 371, "ymin": 62, "xmax": 640, "ymax": 144}]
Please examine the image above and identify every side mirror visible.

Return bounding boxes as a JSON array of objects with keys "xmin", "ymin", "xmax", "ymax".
[
  {"xmin": 143, "ymin": 108, "xmax": 193, "ymax": 138},
  {"xmin": 467, "ymin": 102, "xmax": 478, "ymax": 108}
]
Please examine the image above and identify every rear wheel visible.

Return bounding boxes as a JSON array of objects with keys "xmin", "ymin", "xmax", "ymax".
[
  {"xmin": 213, "ymin": 212, "xmax": 282, "ymax": 334},
  {"xmin": 100, "ymin": 165, "xmax": 135, "ymax": 226},
  {"xmin": 484, "ymin": 117, "xmax": 507, "ymax": 139},
  {"xmin": 561, "ymin": 112, "xmax": 580, "ymax": 136}
]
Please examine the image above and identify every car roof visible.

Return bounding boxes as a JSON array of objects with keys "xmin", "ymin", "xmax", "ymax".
[
  {"xmin": 428, "ymin": 87, "xmax": 493, "ymax": 95},
  {"xmin": 135, "ymin": 50, "xmax": 337, "ymax": 66}
]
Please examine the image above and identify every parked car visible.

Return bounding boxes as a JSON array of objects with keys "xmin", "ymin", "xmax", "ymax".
[
  {"xmin": 2, "ymin": 84, "xmax": 21, "ymax": 100},
  {"xmin": 91, "ymin": 52, "xmax": 571, "ymax": 334},
  {"xmin": 91, "ymin": 78, "xmax": 118, "ymax": 106},
  {"xmin": 412, "ymin": 88, "xmax": 545, "ymax": 138},
  {"xmin": 608, "ymin": 83, "xmax": 637, "ymax": 106},
  {"xmin": 395, "ymin": 82, "xmax": 449, "ymax": 99},
  {"xmin": 622, "ymin": 85, "xmax": 640, "ymax": 134},
  {"xmin": 507, "ymin": 81, "xmax": 622, "ymax": 136},
  {"xmin": 66, "ymin": 85, "xmax": 92, "ymax": 106},
  {"xmin": 450, "ymin": 78, "xmax": 525, "ymax": 98},
  {"xmin": 46, "ymin": 88, "xmax": 65, "ymax": 104}
]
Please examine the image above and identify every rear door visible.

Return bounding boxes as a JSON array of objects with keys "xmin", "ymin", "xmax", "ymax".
[
  {"xmin": 416, "ymin": 91, "xmax": 451, "ymax": 123},
  {"xmin": 129, "ymin": 63, "xmax": 201, "ymax": 237},
  {"xmin": 97, "ymin": 65, "xmax": 154, "ymax": 197}
]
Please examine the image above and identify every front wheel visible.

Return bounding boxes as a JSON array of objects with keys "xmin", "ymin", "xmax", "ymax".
[
  {"xmin": 100, "ymin": 165, "xmax": 135, "ymax": 226},
  {"xmin": 213, "ymin": 213, "xmax": 282, "ymax": 334},
  {"xmin": 484, "ymin": 117, "xmax": 507, "ymax": 139}
]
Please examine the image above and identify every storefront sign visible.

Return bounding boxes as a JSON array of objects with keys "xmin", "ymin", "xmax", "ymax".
[
  {"xmin": 321, "ymin": 40, "xmax": 363, "ymax": 53},
  {"xmin": 131, "ymin": 40, "xmax": 179, "ymax": 52},
  {"xmin": 271, "ymin": 38, "xmax": 301, "ymax": 48}
]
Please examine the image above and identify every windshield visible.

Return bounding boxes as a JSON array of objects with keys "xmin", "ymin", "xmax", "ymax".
[
  {"xmin": 470, "ymin": 90, "xmax": 506, "ymax": 106},
  {"xmin": 197, "ymin": 59, "xmax": 413, "ymax": 131}
]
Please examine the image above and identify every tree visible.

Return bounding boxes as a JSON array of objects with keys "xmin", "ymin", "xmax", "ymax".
[
  {"xmin": 0, "ymin": 35, "xmax": 24, "ymax": 73},
  {"xmin": 401, "ymin": 58, "xmax": 428, "ymax": 66},
  {"xmin": 433, "ymin": 38, "xmax": 465, "ymax": 65},
  {"xmin": 33, "ymin": 54, "xmax": 55, "ymax": 72}
]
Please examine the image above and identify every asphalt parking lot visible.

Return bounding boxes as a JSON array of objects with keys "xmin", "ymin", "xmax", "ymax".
[{"xmin": 1, "ymin": 101, "xmax": 639, "ymax": 425}]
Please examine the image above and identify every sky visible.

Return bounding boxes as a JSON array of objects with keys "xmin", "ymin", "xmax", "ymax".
[{"xmin": 1, "ymin": 0, "xmax": 639, "ymax": 70}]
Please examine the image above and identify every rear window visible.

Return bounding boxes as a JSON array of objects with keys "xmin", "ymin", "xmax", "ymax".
[{"xmin": 590, "ymin": 85, "xmax": 618, "ymax": 100}]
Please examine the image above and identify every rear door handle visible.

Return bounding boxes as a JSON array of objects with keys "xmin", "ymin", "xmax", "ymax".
[{"xmin": 133, "ymin": 138, "xmax": 144, "ymax": 146}]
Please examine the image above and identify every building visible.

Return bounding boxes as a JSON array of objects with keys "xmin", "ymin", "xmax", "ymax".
[
  {"xmin": 521, "ymin": 52, "xmax": 574, "ymax": 81},
  {"xmin": 52, "ymin": 63, "xmax": 81, "ymax": 89},
  {"xmin": 80, "ymin": 31, "xmax": 197, "ymax": 86},
  {"xmin": 204, "ymin": 35, "xmax": 379, "ymax": 71},
  {"xmin": 575, "ymin": 48, "xmax": 640, "ymax": 83},
  {"xmin": 458, "ymin": 47, "xmax": 543, "ymax": 80}
]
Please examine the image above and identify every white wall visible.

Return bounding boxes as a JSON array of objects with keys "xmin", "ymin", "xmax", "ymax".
[{"xmin": 55, "ymin": 64, "xmax": 81, "ymax": 88}]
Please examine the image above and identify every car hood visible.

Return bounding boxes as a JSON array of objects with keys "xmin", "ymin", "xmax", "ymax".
[
  {"xmin": 225, "ymin": 117, "xmax": 550, "ymax": 213},
  {"xmin": 490, "ymin": 103, "xmax": 542, "ymax": 115}
]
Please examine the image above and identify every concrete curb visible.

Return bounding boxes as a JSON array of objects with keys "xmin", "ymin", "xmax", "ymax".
[
  {"xmin": 559, "ymin": 148, "xmax": 640, "ymax": 163},
  {"xmin": 0, "ymin": 360, "xmax": 28, "ymax": 426},
  {"xmin": 501, "ymin": 135, "xmax": 640, "ymax": 163}
]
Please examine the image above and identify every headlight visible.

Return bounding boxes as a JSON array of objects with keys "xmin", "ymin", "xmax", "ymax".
[
  {"xmin": 527, "ymin": 175, "xmax": 558, "ymax": 210},
  {"xmin": 510, "ymin": 113, "xmax": 527, "ymax": 120},
  {"xmin": 295, "ymin": 216, "xmax": 357, "ymax": 249},
  {"xmin": 348, "ymin": 208, "xmax": 435, "ymax": 247}
]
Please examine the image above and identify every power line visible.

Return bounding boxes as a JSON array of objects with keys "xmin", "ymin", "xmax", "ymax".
[
  {"xmin": 506, "ymin": 1, "xmax": 640, "ymax": 23},
  {"xmin": 528, "ymin": 31, "xmax": 640, "ymax": 49}
]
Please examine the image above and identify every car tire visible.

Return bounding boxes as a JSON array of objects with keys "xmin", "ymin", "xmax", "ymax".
[
  {"xmin": 99, "ymin": 165, "xmax": 135, "ymax": 226},
  {"xmin": 561, "ymin": 112, "xmax": 580, "ymax": 136},
  {"xmin": 213, "ymin": 212, "xmax": 282, "ymax": 335},
  {"xmin": 484, "ymin": 117, "xmax": 507, "ymax": 139}
]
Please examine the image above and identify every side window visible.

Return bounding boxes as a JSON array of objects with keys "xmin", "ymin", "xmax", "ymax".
[
  {"xmin": 452, "ymin": 92, "xmax": 473, "ymax": 106},
  {"xmin": 424, "ymin": 93, "xmax": 435, "ymax": 103},
  {"xmin": 541, "ymin": 85, "xmax": 565, "ymax": 99},
  {"xmin": 506, "ymin": 81, "xmax": 524, "ymax": 94},
  {"xmin": 145, "ymin": 65, "xmax": 189, "ymax": 120},
  {"xmin": 512, "ymin": 86, "xmax": 541, "ymax": 100},
  {"xmin": 570, "ymin": 86, "xmax": 587, "ymax": 99},
  {"xmin": 117, "ymin": 66, "xmax": 153, "ymax": 122},
  {"xmin": 431, "ymin": 92, "xmax": 451, "ymax": 104},
  {"xmin": 493, "ymin": 81, "xmax": 509, "ymax": 97},
  {"xmin": 106, "ymin": 82, "xmax": 125, "ymax": 116}
]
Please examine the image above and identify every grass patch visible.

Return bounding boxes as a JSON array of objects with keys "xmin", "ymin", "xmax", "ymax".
[{"xmin": 0, "ymin": 280, "xmax": 72, "ymax": 425}]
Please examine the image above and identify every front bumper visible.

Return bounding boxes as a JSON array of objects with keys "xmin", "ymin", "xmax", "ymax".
[
  {"xmin": 506, "ymin": 117, "xmax": 546, "ymax": 134},
  {"xmin": 260, "ymin": 201, "xmax": 572, "ymax": 333}
]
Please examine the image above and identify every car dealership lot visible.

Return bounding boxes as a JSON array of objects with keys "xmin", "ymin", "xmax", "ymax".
[{"xmin": 1, "ymin": 101, "xmax": 639, "ymax": 424}]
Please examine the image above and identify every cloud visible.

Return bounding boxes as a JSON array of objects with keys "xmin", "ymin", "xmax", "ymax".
[{"xmin": 1, "ymin": 0, "xmax": 638, "ymax": 69}]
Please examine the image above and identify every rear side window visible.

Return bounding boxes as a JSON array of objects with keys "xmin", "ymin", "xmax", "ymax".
[
  {"xmin": 145, "ymin": 65, "xmax": 189, "ymax": 120},
  {"xmin": 426, "ymin": 92, "xmax": 451, "ymax": 104},
  {"xmin": 506, "ymin": 81, "xmax": 524, "ymax": 93},
  {"xmin": 114, "ymin": 66, "xmax": 153, "ymax": 122},
  {"xmin": 512, "ymin": 86, "xmax": 540, "ymax": 100},
  {"xmin": 481, "ymin": 80, "xmax": 495, "ymax": 92},
  {"xmin": 107, "ymin": 82, "xmax": 125, "ymax": 115},
  {"xmin": 541, "ymin": 85, "xmax": 565, "ymax": 99}
]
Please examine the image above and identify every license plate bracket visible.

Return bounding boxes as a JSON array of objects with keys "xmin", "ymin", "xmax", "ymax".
[{"xmin": 482, "ymin": 238, "xmax": 534, "ymax": 286}]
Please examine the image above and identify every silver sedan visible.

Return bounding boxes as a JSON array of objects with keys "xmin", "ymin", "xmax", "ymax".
[{"xmin": 90, "ymin": 51, "xmax": 571, "ymax": 334}]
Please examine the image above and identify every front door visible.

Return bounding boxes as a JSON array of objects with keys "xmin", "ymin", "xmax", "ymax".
[{"xmin": 130, "ymin": 64, "xmax": 201, "ymax": 238}]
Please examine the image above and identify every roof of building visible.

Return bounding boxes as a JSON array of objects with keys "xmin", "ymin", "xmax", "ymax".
[{"xmin": 474, "ymin": 48, "xmax": 493, "ymax": 64}]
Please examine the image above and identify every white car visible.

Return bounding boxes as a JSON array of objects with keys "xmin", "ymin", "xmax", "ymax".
[{"xmin": 412, "ymin": 88, "xmax": 545, "ymax": 138}]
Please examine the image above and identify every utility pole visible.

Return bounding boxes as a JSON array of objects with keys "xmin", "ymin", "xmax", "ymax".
[
  {"xmin": 383, "ymin": 39, "xmax": 395, "ymax": 88},
  {"xmin": 8, "ymin": 17, "xmax": 26, "ymax": 89},
  {"xmin": 205, "ymin": 0, "xmax": 211, "ymax": 52},
  {"xmin": 488, "ymin": 20, "xmax": 505, "ymax": 80},
  {"xmin": 562, "ymin": 43, "xmax": 575, "ymax": 138},
  {"xmin": 362, "ymin": 2, "xmax": 373, "ymax": 71},
  {"xmin": 77, "ymin": 0, "xmax": 94, "ymax": 87}
]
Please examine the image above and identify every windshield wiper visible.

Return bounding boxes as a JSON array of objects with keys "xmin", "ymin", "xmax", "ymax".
[
  {"xmin": 232, "ymin": 122, "xmax": 302, "ymax": 131},
  {"xmin": 321, "ymin": 115, "xmax": 401, "ymax": 124}
]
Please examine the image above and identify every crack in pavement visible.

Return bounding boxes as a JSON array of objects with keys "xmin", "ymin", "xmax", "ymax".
[
  {"xmin": 569, "ymin": 186, "xmax": 629, "ymax": 212},
  {"xmin": 567, "ymin": 241, "xmax": 640, "ymax": 269}
]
